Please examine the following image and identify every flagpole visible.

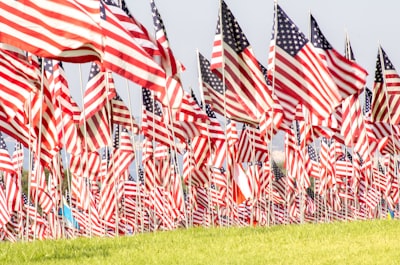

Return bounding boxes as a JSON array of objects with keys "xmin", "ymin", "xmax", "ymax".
[
  {"xmin": 196, "ymin": 49, "xmax": 221, "ymax": 227},
  {"xmin": 218, "ymin": 0, "xmax": 235, "ymax": 227},
  {"xmin": 78, "ymin": 63, "xmax": 93, "ymax": 237},
  {"xmin": 25, "ymin": 87, "xmax": 34, "ymax": 242},
  {"xmin": 124, "ymin": 79, "xmax": 144, "ymax": 234},
  {"xmin": 267, "ymin": 0, "xmax": 279, "ymax": 227},
  {"xmin": 31, "ymin": 58, "xmax": 47, "ymax": 241},
  {"xmin": 378, "ymin": 44, "xmax": 400, "ymax": 219}
]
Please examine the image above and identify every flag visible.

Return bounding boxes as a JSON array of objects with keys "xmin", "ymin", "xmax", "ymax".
[
  {"xmin": 79, "ymin": 62, "xmax": 113, "ymax": 151},
  {"xmin": 80, "ymin": 62, "xmax": 115, "ymax": 122},
  {"xmin": 236, "ymin": 124, "xmax": 269, "ymax": 163},
  {"xmin": 371, "ymin": 46, "xmax": 400, "ymax": 124},
  {"xmin": 141, "ymin": 87, "xmax": 174, "ymax": 147},
  {"xmin": 150, "ymin": 0, "xmax": 184, "ymax": 76},
  {"xmin": 0, "ymin": 48, "xmax": 38, "ymax": 121},
  {"xmin": 364, "ymin": 87, "xmax": 373, "ymax": 116},
  {"xmin": 111, "ymin": 93, "xmax": 139, "ymax": 134},
  {"xmin": 0, "ymin": 0, "xmax": 103, "ymax": 62},
  {"xmin": 100, "ymin": 0, "xmax": 168, "ymax": 99},
  {"xmin": 310, "ymin": 15, "xmax": 367, "ymax": 99},
  {"xmin": 0, "ymin": 185, "xmax": 10, "ymax": 227},
  {"xmin": 44, "ymin": 59, "xmax": 83, "ymax": 155},
  {"xmin": 211, "ymin": 1, "xmax": 275, "ymax": 121},
  {"xmin": 0, "ymin": 132, "xmax": 14, "ymax": 174},
  {"xmin": 198, "ymin": 52, "xmax": 256, "ymax": 124},
  {"xmin": 268, "ymin": 4, "xmax": 342, "ymax": 120},
  {"xmin": 117, "ymin": 0, "xmax": 160, "ymax": 57}
]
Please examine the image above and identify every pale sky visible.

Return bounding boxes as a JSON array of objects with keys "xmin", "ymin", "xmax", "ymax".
[{"xmin": 62, "ymin": 0, "xmax": 400, "ymax": 153}]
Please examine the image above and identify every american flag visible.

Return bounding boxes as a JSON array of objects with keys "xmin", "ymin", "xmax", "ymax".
[
  {"xmin": 268, "ymin": 5, "xmax": 342, "ymax": 120},
  {"xmin": 150, "ymin": 0, "xmax": 184, "ymax": 76},
  {"xmin": 0, "ymin": 182, "xmax": 10, "ymax": 227},
  {"xmin": 371, "ymin": 47, "xmax": 400, "ymax": 124},
  {"xmin": 341, "ymin": 93, "xmax": 364, "ymax": 146},
  {"xmin": 344, "ymin": 34, "xmax": 356, "ymax": 61},
  {"xmin": 205, "ymin": 104, "xmax": 225, "ymax": 142},
  {"xmin": 104, "ymin": 126, "xmax": 134, "ymax": 183},
  {"xmin": 45, "ymin": 59, "xmax": 82, "ymax": 156},
  {"xmin": 100, "ymin": 0, "xmax": 167, "ymax": 98},
  {"xmin": 0, "ymin": 48, "xmax": 37, "ymax": 121},
  {"xmin": 138, "ymin": 167, "xmax": 144, "ymax": 185},
  {"xmin": 271, "ymin": 159, "xmax": 285, "ymax": 181},
  {"xmin": 0, "ymin": 0, "xmax": 103, "ymax": 62},
  {"xmin": 80, "ymin": 62, "xmax": 115, "ymax": 122},
  {"xmin": 236, "ymin": 124, "xmax": 269, "ymax": 163},
  {"xmin": 69, "ymin": 151, "xmax": 100, "ymax": 181},
  {"xmin": 141, "ymin": 87, "xmax": 174, "ymax": 147},
  {"xmin": 198, "ymin": 52, "xmax": 256, "ymax": 124},
  {"xmin": 307, "ymin": 145, "xmax": 319, "ymax": 162},
  {"xmin": 211, "ymin": 1, "xmax": 275, "ymax": 122},
  {"xmin": 119, "ymin": 0, "xmax": 160, "ymax": 58},
  {"xmin": 79, "ymin": 61, "xmax": 112, "ymax": 151},
  {"xmin": 12, "ymin": 142, "xmax": 23, "ymax": 173},
  {"xmin": 111, "ymin": 93, "xmax": 139, "ymax": 134},
  {"xmin": 0, "ymin": 132, "xmax": 14, "ymax": 173},
  {"xmin": 310, "ymin": 15, "xmax": 367, "ymax": 100},
  {"xmin": 364, "ymin": 87, "xmax": 373, "ymax": 116}
]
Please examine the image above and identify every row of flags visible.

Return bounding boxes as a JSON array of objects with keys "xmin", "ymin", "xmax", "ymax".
[{"xmin": 0, "ymin": 0, "xmax": 400, "ymax": 241}]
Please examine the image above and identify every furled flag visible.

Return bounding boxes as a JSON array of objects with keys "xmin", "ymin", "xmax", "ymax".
[
  {"xmin": 371, "ymin": 46, "xmax": 400, "ymax": 124},
  {"xmin": 210, "ymin": 1, "xmax": 275, "ymax": 122},
  {"xmin": 268, "ymin": 4, "xmax": 342, "ymax": 120}
]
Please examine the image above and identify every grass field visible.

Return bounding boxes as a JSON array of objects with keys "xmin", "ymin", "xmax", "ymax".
[{"xmin": 1, "ymin": 220, "xmax": 400, "ymax": 265}]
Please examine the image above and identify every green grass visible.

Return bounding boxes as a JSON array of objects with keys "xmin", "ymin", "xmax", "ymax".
[{"xmin": 1, "ymin": 220, "xmax": 400, "ymax": 265}]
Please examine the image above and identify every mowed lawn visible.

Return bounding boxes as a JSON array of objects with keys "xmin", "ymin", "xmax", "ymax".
[{"xmin": 1, "ymin": 220, "xmax": 400, "ymax": 265}]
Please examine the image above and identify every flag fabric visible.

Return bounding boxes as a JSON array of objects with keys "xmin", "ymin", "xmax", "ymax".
[
  {"xmin": 117, "ymin": 0, "xmax": 160, "ymax": 58},
  {"xmin": 150, "ymin": 0, "xmax": 184, "ymax": 76},
  {"xmin": 0, "ymin": 186, "xmax": 11, "ymax": 227},
  {"xmin": 103, "ymin": 126, "xmax": 135, "ymax": 183},
  {"xmin": 141, "ymin": 87, "xmax": 174, "ymax": 147},
  {"xmin": 363, "ymin": 87, "xmax": 373, "ymax": 117},
  {"xmin": 232, "ymin": 163, "xmax": 252, "ymax": 204},
  {"xmin": 0, "ymin": 0, "xmax": 103, "ymax": 62},
  {"xmin": 310, "ymin": 15, "xmax": 367, "ymax": 99},
  {"xmin": 268, "ymin": 4, "xmax": 342, "ymax": 120},
  {"xmin": 210, "ymin": 1, "xmax": 275, "ymax": 122},
  {"xmin": 0, "ymin": 132, "xmax": 14, "ymax": 174},
  {"xmin": 100, "ymin": 0, "xmax": 167, "ymax": 98},
  {"xmin": 111, "ymin": 93, "xmax": 139, "ymax": 134},
  {"xmin": 198, "ymin": 52, "xmax": 255, "ymax": 124},
  {"xmin": 371, "ymin": 46, "xmax": 400, "ymax": 124},
  {"xmin": 80, "ymin": 62, "xmax": 115, "ymax": 122},
  {"xmin": 236, "ymin": 125, "xmax": 269, "ymax": 163},
  {"xmin": 44, "ymin": 59, "xmax": 83, "ymax": 156},
  {"xmin": 0, "ymin": 48, "xmax": 38, "ymax": 121}
]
